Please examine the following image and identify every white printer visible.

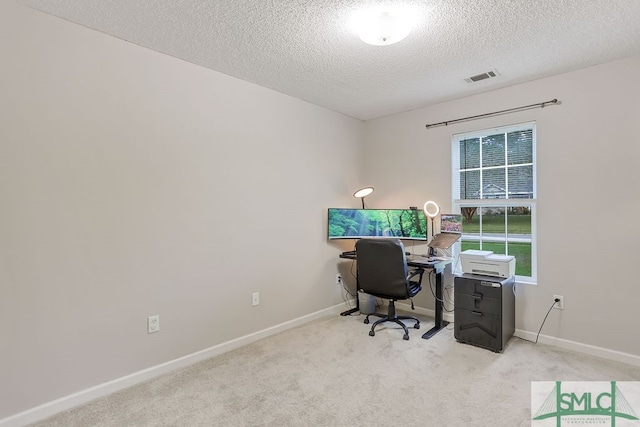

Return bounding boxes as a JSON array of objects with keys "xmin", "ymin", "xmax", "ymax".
[{"xmin": 459, "ymin": 250, "xmax": 515, "ymax": 278}]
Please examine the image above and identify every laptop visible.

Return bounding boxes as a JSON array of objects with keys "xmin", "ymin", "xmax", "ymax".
[{"xmin": 428, "ymin": 214, "xmax": 462, "ymax": 250}]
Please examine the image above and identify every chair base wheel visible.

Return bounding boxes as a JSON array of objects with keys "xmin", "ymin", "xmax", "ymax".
[
  {"xmin": 364, "ymin": 318, "xmax": 369, "ymax": 324},
  {"xmin": 369, "ymin": 330, "xmax": 375, "ymax": 337},
  {"xmin": 414, "ymin": 323, "xmax": 420, "ymax": 329},
  {"xmin": 403, "ymin": 334, "xmax": 410, "ymax": 340}
]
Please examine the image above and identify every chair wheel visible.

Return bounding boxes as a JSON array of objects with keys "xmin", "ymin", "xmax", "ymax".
[
  {"xmin": 403, "ymin": 334, "xmax": 410, "ymax": 340},
  {"xmin": 364, "ymin": 318, "xmax": 369, "ymax": 324},
  {"xmin": 369, "ymin": 330, "xmax": 375, "ymax": 337},
  {"xmin": 414, "ymin": 323, "xmax": 420, "ymax": 329}
]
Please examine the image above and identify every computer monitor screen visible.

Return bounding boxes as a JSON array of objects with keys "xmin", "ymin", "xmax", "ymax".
[
  {"xmin": 327, "ymin": 208, "xmax": 428, "ymax": 240},
  {"xmin": 440, "ymin": 214, "xmax": 463, "ymax": 233}
]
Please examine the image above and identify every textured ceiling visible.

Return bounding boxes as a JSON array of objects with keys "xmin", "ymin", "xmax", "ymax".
[{"xmin": 17, "ymin": 0, "xmax": 640, "ymax": 120}]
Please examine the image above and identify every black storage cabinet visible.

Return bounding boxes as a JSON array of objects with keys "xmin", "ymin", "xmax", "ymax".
[{"xmin": 454, "ymin": 274, "xmax": 515, "ymax": 352}]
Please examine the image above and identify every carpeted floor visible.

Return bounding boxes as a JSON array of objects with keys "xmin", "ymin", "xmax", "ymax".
[{"xmin": 31, "ymin": 311, "xmax": 640, "ymax": 426}]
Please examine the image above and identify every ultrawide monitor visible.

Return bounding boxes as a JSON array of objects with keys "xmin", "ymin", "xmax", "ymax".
[{"xmin": 328, "ymin": 208, "xmax": 428, "ymax": 240}]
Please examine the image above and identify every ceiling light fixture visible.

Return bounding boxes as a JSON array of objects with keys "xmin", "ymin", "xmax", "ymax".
[{"xmin": 355, "ymin": 8, "xmax": 414, "ymax": 46}]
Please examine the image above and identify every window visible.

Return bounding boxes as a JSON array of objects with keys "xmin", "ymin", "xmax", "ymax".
[{"xmin": 452, "ymin": 122, "xmax": 536, "ymax": 283}]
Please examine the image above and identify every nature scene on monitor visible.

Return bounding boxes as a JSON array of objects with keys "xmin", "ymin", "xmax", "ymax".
[{"xmin": 328, "ymin": 209, "xmax": 427, "ymax": 240}]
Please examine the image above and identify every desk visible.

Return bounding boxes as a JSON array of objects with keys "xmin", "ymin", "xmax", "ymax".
[{"xmin": 338, "ymin": 252, "xmax": 450, "ymax": 339}]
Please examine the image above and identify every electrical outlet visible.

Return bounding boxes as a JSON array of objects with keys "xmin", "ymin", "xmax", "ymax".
[
  {"xmin": 553, "ymin": 295, "xmax": 564, "ymax": 310},
  {"xmin": 336, "ymin": 274, "xmax": 343, "ymax": 286},
  {"xmin": 147, "ymin": 315, "xmax": 160, "ymax": 333},
  {"xmin": 252, "ymin": 292, "xmax": 260, "ymax": 306}
]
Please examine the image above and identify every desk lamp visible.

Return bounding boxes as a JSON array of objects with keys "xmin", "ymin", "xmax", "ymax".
[
  {"xmin": 423, "ymin": 200, "xmax": 440, "ymax": 255},
  {"xmin": 353, "ymin": 187, "xmax": 374, "ymax": 209}
]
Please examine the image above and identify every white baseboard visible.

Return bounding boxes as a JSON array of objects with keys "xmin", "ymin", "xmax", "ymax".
[
  {"xmin": 0, "ymin": 302, "xmax": 348, "ymax": 427},
  {"xmin": 514, "ymin": 329, "xmax": 640, "ymax": 368},
  {"xmin": 5, "ymin": 301, "xmax": 639, "ymax": 426},
  {"xmin": 401, "ymin": 301, "xmax": 640, "ymax": 367}
]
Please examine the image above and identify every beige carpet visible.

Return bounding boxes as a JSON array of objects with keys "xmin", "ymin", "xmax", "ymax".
[{"xmin": 31, "ymin": 311, "xmax": 640, "ymax": 426}]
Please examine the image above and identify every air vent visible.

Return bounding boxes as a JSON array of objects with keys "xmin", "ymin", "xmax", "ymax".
[{"xmin": 465, "ymin": 69, "xmax": 500, "ymax": 83}]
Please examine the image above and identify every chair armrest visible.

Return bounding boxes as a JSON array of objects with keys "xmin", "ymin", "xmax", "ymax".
[
  {"xmin": 407, "ymin": 268, "xmax": 424, "ymax": 281},
  {"xmin": 406, "ymin": 268, "xmax": 425, "ymax": 302}
]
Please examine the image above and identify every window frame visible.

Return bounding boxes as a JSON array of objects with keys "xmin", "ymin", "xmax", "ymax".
[{"xmin": 451, "ymin": 121, "xmax": 537, "ymax": 284}]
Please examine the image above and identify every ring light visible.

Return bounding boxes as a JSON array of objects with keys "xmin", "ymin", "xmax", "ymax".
[{"xmin": 423, "ymin": 200, "xmax": 440, "ymax": 218}]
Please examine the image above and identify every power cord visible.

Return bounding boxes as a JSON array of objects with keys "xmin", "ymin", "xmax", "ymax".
[
  {"xmin": 518, "ymin": 298, "xmax": 559, "ymax": 344},
  {"xmin": 426, "ymin": 270, "xmax": 455, "ymax": 312}
]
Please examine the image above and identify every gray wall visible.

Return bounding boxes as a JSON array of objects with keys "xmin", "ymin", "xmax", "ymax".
[
  {"xmin": 3, "ymin": 0, "xmax": 640, "ymax": 421},
  {"xmin": 364, "ymin": 54, "xmax": 640, "ymax": 357},
  {"xmin": 0, "ymin": 1, "xmax": 362, "ymax": 419}
]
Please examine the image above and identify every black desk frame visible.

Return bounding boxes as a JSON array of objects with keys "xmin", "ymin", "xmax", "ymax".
[{"xmin": 338, "ymin": 253, "xmax": 449, "ymax": 339}]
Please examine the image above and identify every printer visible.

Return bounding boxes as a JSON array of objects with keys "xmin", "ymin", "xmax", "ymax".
[{"xmin": 459, "ymin": 249, "xmax": 515, "ymax": 278}]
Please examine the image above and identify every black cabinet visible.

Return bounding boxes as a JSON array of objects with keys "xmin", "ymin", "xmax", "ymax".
[{"xmin": 454, "ymin": 274, "xmax": 515, "ymax": 352}]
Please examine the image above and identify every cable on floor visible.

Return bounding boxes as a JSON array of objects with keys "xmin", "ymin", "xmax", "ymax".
[{"xmin": 517, "ymin": 298, "xmax": 558, "ymax": 344}]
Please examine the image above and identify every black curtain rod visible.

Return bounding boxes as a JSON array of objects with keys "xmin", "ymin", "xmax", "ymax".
[{"xmin": 425, "ymin": 98, "xmax": 559, "ymax": 129}]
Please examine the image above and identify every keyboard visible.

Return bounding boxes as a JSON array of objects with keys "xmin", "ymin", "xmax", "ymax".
[{"xmin": 408, "ymin": 258, "xmax": 437, "ymax": 267}]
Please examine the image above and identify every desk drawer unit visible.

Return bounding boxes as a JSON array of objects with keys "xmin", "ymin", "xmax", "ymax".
[{"xmin": 454, "ymin": 274, "xmax": 515, "ymax": 352}]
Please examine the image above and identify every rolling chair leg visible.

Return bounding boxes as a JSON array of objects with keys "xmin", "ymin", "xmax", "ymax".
[
  {"xmin": 368, "ymin": 318, "xmax": 411, "ymax": 340},
  {"xmin": 365, "ymin": 301, "xmax": 420, "ymax": 340},
  {"xmin": 391, "ymin": 318, "xmax": 410, "ymax": 340},
  {"xmin": 398, "ymin": 316, "xmax": 421, "ymax": 329},
  {"xmin": 363, "ymin": 312, "xmax": 385, "ymax": 325}
]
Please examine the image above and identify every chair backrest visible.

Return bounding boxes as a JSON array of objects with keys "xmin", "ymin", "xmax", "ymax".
[{"xmin": 355, "ymin": 238, "xmax": 410, "ymax": 300}]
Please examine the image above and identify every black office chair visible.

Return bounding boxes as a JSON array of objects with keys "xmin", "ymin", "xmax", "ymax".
[{"xmin": 355, "ymin": 238, "xmax": 424, "ymax": 340}]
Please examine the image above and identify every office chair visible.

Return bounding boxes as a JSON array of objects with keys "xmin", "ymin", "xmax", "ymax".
[{"xmin": 355, "ymin": 238, "xmax": 424, "ymax": 340}]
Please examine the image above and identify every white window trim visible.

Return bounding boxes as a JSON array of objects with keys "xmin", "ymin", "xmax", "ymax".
[{"xmin": 451, "ymin": 122, "xmax": 537, "ymax": 284}]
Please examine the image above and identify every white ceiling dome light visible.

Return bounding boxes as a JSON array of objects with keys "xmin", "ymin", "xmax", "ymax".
[{"xmin": 355, "ymin": 7, "xmax": 414, "ymax": 46}]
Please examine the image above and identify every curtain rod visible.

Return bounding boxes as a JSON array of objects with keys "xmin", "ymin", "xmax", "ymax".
[{"xmin": 425, "ymin": 98, "xmax": 559, "ymax": 129}]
